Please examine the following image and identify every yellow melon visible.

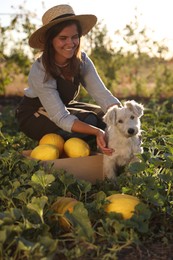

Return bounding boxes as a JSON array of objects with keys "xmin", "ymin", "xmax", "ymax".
[
  {"xmin": 64, "ymin": 137, "xmax": 90, "ymax": 158},
  {"xmin": 104, "ymin": 193, "xmax": 140, "ymax": 219},
  {"xmin": 30, "ymin": 144, "xmax": 59, "ymax": 160},
  {"xmin": 51, "ymin": 197, "xmax": 79, "ymax": 230},
  {"xmin": 39, "ymin": 133, "xmax": 64, "ymax": 155}
]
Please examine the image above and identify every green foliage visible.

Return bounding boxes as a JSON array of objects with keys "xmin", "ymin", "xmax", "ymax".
[
  {"xmin": 0, "ymin": 3, "xmax": 173, "ymax": 258},
  {"xmin": 81, "ymin": 9, "xmax": 173, "ymax": 101},
  {"xmin": 0, "ymin": 98, "xmax": 173, "ymax": 259},
  {"xmin": 0, "ymin": 4, "xmax": 36, "ymax": 94}
]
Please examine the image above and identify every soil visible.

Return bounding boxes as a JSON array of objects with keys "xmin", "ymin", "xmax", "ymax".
[
  {"xmin": 117, "ymin": 243, "xmax": 173, "ymax": 260},
  {"xmin": 0, "ymin": 95, "xmax": 22, "ymax": 112}
]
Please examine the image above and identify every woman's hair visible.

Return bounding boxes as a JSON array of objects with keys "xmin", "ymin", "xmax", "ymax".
[{"xmin": 42, "ymin": 20, "xmax": 82, "ymax": 81}]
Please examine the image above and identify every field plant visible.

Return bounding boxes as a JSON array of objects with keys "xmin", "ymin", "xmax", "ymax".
[
  {"xmin": 0, "ymin": 2, "xmax": 173, "ymax": 259},
  {"xmin": 0, "ymin": 98, "xmax": 173, "ymax": 259}
]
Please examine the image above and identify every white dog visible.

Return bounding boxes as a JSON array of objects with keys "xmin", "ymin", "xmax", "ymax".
[{"xmin": 103, "ymin": 100, "xmax": 144, "ymax": 180}]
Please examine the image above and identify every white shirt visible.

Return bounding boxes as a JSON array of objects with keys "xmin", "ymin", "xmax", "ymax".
[{"xmin": 24, "ymin": 51, "xmax": 120, "ymax": 132}]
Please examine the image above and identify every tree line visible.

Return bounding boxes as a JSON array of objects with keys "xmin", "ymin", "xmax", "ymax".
[{"xmin": 0, "ymin": 4, "xmax": 173, "ymax": 99}]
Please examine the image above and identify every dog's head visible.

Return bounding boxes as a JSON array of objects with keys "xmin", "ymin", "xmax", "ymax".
[
  {"xmin": 124, "ymin": 100, "xmax": 144, "ymax": 118},
  {"xmin": 103, "ymin": 100, "xmax": 144, "ymax": 137}
]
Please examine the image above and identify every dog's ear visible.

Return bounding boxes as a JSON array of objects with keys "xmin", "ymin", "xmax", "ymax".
[
  {"xmin": 103, "ymin": 106, "xmax": 117, "ymax": 125},
  {"xmin": 125, "ymin": 100, "xmax": 144, "ymax": 117}
]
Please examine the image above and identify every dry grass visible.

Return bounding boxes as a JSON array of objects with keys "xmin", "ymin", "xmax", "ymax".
[{"xmin": 4, "ymin": 74, "xmax": 27, "ymax": 97}]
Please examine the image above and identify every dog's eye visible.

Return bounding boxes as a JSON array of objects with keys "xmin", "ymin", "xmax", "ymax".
[
  {"xmin": 130, "ymin": 115, "xmax": 135, "ymax": 119},
  {"xmin": 118, "ymin": 119, "xmax": 123, "ymax": 123}
]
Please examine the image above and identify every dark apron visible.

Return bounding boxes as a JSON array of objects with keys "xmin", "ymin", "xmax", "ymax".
[{"xmin": 15, "ymin": 75, "xmax": 105, "ymax": 140}]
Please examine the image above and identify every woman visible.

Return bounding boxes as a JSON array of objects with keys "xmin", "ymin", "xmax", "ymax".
[{"xmin": 15, "ymin": 4, "xmax": 121, "ymax": 155}]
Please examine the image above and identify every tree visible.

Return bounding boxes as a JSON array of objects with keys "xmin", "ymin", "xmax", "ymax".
[{"xmin": 0, "ymin": 4, "xmax": 37, "ymax": 94}]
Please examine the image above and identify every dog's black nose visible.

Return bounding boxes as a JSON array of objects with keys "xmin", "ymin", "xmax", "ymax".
[{"xmin": 128, "ymin": 128, "xmax": 135, "ymax": 135}]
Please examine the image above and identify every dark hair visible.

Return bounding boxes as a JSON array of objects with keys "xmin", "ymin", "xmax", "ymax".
[{"xmin": 42, "ymin": 20, "xmax": 82, "ymax": 81}]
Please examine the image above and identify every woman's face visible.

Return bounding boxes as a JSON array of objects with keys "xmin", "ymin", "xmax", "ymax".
[{"xmin": 52, "ymin": 23, "xmax": 80, "ymax": 64}]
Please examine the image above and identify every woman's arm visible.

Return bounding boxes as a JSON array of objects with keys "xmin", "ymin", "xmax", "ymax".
[
  {"xmin": 80, "ymin": 52, "xmax": 121, "ymax": 112},
  {"xmin": 71, "ymin": 119, "xmax": 114, "ymax": 155}
]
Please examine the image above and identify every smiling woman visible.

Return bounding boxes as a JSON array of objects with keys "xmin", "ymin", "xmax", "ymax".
[
  {"xmin": 52, "ymin": 24, "xmax": 80, "ymax": 64},
  {"xmin": 15, "ymin": 3, "xmax": 121, "ymax": 155}
]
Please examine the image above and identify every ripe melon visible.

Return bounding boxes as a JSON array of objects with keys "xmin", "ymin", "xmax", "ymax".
[
  {"xmin": 104, "ymin": 193, "xmax": 140, "ymax": 219},
  {"xmin": 39, "ymin": 133, "xmax": 64, "ymax": 155},
  {"xmin": 30, "ymin": 144, "xmax": 59, "ymax": 160},
  {"xmin": 64, "ymin": 137, "xmax": 90, "ymax": 158},
  {"xmin": 51, "ymin": 197, "xmax": 79, "ymax": 230}
]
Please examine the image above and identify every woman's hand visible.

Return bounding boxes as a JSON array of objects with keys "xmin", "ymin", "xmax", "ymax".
[
  {"xmin": 71, "ymin": 120, "xmax": 114, "ymax": 155},
  {"xmin": 96, "ymin": 129, "xmax": 114, "ymax": 155}
]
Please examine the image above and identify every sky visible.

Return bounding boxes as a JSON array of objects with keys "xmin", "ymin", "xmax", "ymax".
[{"xmin": 1, "ymin": 0, "xmax": 173, "ymax": 58}]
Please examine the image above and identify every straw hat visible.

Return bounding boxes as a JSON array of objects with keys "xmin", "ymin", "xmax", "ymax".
[{"xmin": 29, "ymin": 4, "xmax": 97, "ymax": 49}]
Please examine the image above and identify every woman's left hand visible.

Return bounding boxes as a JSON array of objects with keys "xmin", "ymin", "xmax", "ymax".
[{"xmin": 96, "ymin": 129, "xmax": 114, "ymax": 155}]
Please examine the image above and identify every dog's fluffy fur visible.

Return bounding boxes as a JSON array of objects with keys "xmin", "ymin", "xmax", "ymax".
[{"xmin": 103, "ymin": 100, "xmax": 144, "ymax": 180}]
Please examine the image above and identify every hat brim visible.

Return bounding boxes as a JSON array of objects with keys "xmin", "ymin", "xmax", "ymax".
[{"xmin": 29, "ymin": 14, "xmax": 97, "ymax": 49}]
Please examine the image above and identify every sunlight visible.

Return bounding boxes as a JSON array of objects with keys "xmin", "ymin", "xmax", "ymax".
[{"xmin": 1, "ymin": 0, "xmax": 173, "ymax": 58}]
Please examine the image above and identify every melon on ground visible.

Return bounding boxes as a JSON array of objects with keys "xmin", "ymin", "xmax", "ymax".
[{"xmin": 104, "ymin": 193, "xmax": 140, "ymax": 219}]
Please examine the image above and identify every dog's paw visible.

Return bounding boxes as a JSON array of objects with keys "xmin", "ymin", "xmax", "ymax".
[
  {"xmin": 130, "ymin": 155, "xmax": 141, "ymax": 164},
  {"xmin": 104, "ymin": 169, "xmax": 116, "ymax": 181}
]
